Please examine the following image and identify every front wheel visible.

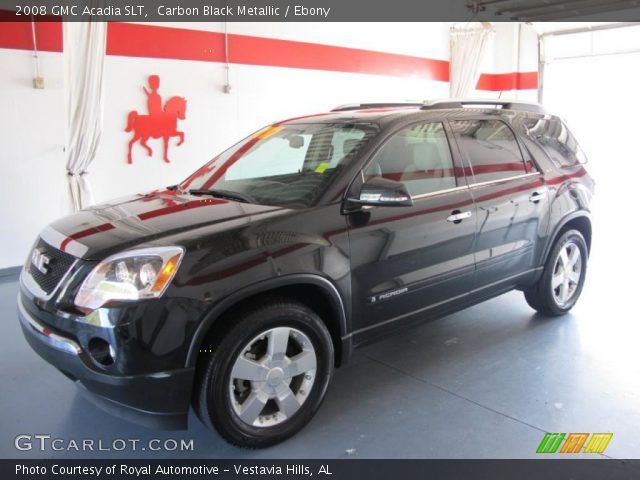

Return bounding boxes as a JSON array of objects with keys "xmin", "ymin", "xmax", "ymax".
[
  {"xmin": 524, "ymin": 229, "xmax": 588, "ymax": 316},
  {"xmin": 194, "ymin": 299, "xmax": 334, "ymax": 448}
]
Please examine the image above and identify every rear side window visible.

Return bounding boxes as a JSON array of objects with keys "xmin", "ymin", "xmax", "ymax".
[
  {"xmin": 524, "ymin": 117, "xmax": 587, "ymax": 168},
  {"xmin": 450, "ymin": 119, "xmax": 529, "ymax": 183}
]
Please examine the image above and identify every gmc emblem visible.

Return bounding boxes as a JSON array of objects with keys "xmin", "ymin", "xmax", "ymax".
[{"xmin": 31, "ymin": 249, "xmax": 51, "ymax": 275}]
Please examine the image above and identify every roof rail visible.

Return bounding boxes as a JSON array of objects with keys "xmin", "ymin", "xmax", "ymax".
[
  {"xmin": 420, "ymin": 99, "xmax": 547, "ymax": 114},
  {"xmin": 331, "ymin": 102, "xmax": 424, "ymax": 112}
]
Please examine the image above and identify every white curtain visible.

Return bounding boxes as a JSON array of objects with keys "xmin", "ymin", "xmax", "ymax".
[
  {"xmin": 63, "ymin": 21, "xmax": 107, "ymax": 211},
  {"xmin": 449, "ymin": 24, "xmax": 492, "ymax": 98}
]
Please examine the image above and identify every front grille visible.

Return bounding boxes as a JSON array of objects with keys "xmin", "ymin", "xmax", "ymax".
[{"xmin": 27, "ymin": 238, "xmax": 77, "ymax": 295}]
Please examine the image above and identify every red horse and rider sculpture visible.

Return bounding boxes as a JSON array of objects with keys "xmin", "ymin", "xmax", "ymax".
[{"xmin": 125, "ymin": 75, "xmax": 187, "ymax": 164}]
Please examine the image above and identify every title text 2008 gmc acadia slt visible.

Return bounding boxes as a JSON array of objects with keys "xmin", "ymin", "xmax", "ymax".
[{"xmin": 18, "ymin": 100, "xmax": 593, "ymax": 447}]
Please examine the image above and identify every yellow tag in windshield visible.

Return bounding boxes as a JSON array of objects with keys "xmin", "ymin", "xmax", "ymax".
[{"xmin": 315, "ymin": 162, "xmax": 330, "ymax": 173}]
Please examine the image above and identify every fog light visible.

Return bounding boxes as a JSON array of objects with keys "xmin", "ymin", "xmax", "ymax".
[{"xmin": 88, "ymin": 337, "xmax": 115, "ymax": 366}]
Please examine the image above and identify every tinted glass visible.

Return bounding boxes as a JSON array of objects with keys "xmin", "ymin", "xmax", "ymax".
[
  {"xmin": 364, "ymin": 122, "xmax": 456, "ymax": 196},
  {"xmin": 524, "ymin": 117, "xmax": 587, "ymax": 168},
  {"xmin": 181, "ymin": 123, "xmax": 376, "ymax": 208},
  {"xmin": 451, "ymin": 119, "xmax": 528, "ymax": 183}
]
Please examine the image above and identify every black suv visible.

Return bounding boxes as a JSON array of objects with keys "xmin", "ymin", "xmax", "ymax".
[{"xmin": 18, "ymin": 100, "xmax": 593, "ymax": 447}]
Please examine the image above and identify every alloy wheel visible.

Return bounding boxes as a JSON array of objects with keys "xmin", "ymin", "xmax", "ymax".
[
  {"xmin": 551, "ymin": 241, "xmax": 583, "ymax": 306},
  {"xmin": 229, "ymin": 327, "xmax": 317, "ymax": 427}
]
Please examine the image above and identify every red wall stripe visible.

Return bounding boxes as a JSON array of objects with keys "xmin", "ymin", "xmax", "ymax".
[
  {"xmin": 0, "ymin": 20, "xmax": 62, "ymax": 52},
  {"xmin": 0, "ymin": 17, "xmax": 537, "ymax": 90},
  {"xmin": 477, "ymin": 71, "xmax": 538, "ymax": 91},
  {"xmin": 106, "ymin": 22, "xmax": 225, "ymax": 63},
  {"xmin": 107, "ymin": 23, "xmax": 450, "ymax": 81},
  {"xmin": 228, "ymin": 30, "xmax": 450, "ymax": 80}
]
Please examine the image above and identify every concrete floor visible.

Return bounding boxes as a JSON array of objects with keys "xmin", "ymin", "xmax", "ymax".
[{"xmin": 2, "ymin": 218, "xmax": 639, "ymax": 460}]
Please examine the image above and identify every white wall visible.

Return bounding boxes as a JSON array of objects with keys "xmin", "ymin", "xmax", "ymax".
[
  {"xmin": 472, "ymin": 22, "xmax": 539, "ymax": 101},
  {"xmin": 0, "ymin": 48, "xmax": 67, "ymax": 269},
  {"xmin": 541, "ymin": 29, "xmax": 640, "ymax": 351},
  {"xmin": 542, "ymin": 24, "xmax": 640, "ymax": 184}
]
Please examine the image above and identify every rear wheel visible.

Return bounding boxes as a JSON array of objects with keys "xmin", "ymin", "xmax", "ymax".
[
  {"xmin": 194, "ymin": 299, "xmax": 334, "ymax": 447},
  {"xmin": 525, "ymin": 229, "xmax": 588, "ymax": 316}
]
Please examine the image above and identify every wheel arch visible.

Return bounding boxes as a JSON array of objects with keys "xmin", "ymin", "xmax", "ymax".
[
  {"xmin": 185, "ymin": 274, "xmax": 351, "ymax": 369},
  {"xmin": 543, "ymin": 211, "xmax": 592, "ymax": 264}
]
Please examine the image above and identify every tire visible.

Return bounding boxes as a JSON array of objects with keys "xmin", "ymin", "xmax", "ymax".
[
  {"xmin": 194, "ymin": 298, "xmax": 334, "ymax": 448},
  {"xmin": 524, "ymin": 229, "xmax": 588, "ymax": 316}
]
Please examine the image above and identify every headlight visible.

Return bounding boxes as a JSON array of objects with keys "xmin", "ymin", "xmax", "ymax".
[{"xmin": 74, "ymin": 246, "xmax": 184, "ymax": 311}]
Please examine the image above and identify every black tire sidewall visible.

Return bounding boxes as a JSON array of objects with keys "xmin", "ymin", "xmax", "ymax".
[{"xmin": 200, "ymin": 301, "xmax": 334, "ymax": 447}]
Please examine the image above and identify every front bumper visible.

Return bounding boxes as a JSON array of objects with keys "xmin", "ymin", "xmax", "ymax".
[{"xmin": 17, "ymin": 295, "xmax": 194, "ymax": 430}]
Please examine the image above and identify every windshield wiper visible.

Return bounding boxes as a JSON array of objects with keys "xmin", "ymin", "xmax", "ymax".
[{"xmin": 188, "ymin": 188, "xmax": 255, "ymax": 204}]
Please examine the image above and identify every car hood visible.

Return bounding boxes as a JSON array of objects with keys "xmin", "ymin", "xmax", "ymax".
[{"xmin": 43, "ymin": 189, "xmax": 287, "ymax": 260}]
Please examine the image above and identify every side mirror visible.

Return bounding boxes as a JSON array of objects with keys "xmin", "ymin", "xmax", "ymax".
[{"xmin": 350, "ymin": 177, "xmax": 413, "ymax": 207}]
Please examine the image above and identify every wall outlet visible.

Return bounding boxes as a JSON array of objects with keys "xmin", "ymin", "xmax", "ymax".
[{"xmin": 33, "ymin": 77, "xmax": 45, "ymax": 89}]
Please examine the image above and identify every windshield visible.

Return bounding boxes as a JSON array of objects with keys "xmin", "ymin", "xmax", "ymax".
[{"xmin": 180, "ymin": 122, "xmax": 378, "ymax": 208}]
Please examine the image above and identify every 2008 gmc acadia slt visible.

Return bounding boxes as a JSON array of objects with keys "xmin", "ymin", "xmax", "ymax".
[{"xmin": 18, "ymin": 100, "xmax": 594, "ymax": 447}]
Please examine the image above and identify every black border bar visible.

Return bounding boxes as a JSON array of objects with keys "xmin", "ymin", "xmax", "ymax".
[
  {"xmin": 2, "ymin": 0, "xmax": 640, "ymax": 22},
  {"xmin": 5, "ymin": 459, "xmax": 640, "ymax": 480}
]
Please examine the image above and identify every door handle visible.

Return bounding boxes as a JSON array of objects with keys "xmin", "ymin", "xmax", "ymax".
[
  {"xmin": 529, "ymin": 191, "xmax": 544, "ymax": 204},
  {"xmin": 447, "ymin": 210, "xmax": 472, "ymax": 224}
]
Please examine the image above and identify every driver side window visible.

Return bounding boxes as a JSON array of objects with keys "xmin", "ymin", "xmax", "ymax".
[{"xmin": 364, "ymin": 122, "xmax": 456, "ymax": 197}]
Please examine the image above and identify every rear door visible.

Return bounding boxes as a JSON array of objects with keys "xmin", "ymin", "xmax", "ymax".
[
  {"xmin": 347, "ymin": 121, "xmax": 476, "ymax": 340},
  {"xmin": 449, "ymin": 118, "xmax": 549, "ymax": 291}
]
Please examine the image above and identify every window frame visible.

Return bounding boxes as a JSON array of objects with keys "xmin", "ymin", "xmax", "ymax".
[
  {"xmin": 523, "ymin": 116, "xmax": 588, "ymax": 169},
  {"xmin": 351, "ymin": 119, "xmax": 470, "ymax": 201},
  {"xmin": 448, "ymin": 117, "xmax": 541, "ymax": 188}
]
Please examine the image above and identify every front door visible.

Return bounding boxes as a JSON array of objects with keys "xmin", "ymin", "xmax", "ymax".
[{"xmin": 346, "ymin": 121, "xmax": 476, "ymax": 341}]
